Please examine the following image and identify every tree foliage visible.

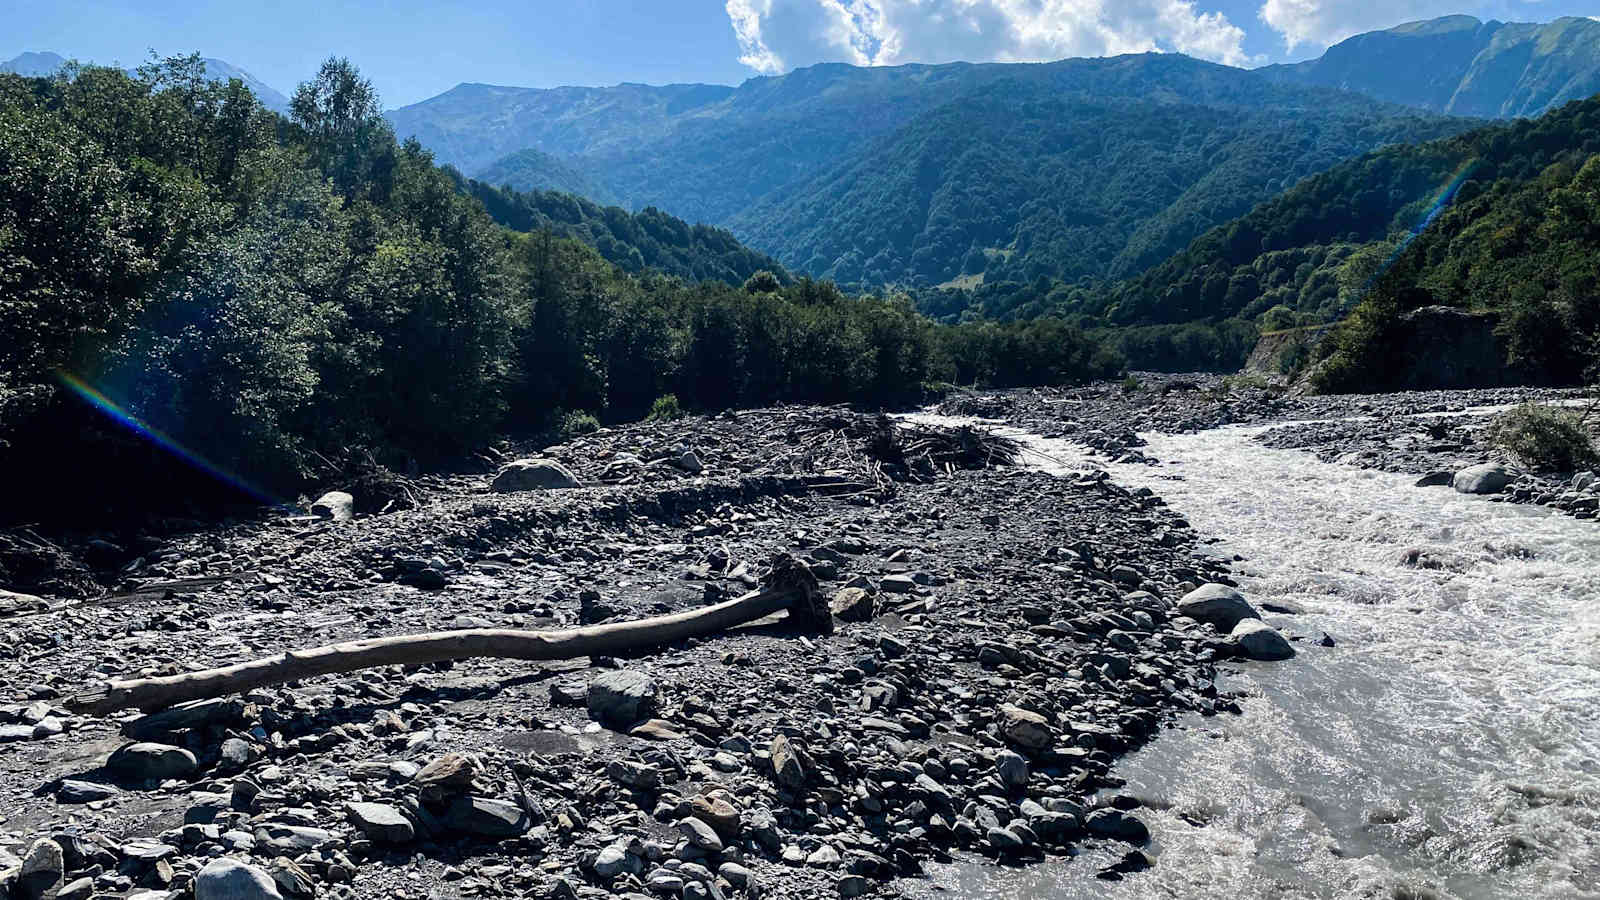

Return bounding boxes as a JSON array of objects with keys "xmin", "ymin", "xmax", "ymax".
[{"xmin": 0, "ymin": 59, "xmax": 1122, "ymax": 522}]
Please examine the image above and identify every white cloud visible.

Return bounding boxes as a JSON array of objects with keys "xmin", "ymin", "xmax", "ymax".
[
  {"xmin": 723, "ymin": 0, "xmax": 1256, "ymax": 75},
  {"xmin": 1256, "ymin": 0, "xmax": 1467, "ymax": 53}
]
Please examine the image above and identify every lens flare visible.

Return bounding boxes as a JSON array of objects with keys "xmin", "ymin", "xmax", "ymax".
[
  {"xmin": 1358, "ymin": 157, "xmax": 1482, "ymax": 298},
  {"xmin": 56, "ymin": 371, "xmax": 283, "ymax": 506}
]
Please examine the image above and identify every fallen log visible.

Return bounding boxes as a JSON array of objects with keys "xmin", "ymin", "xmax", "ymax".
[{"xmin": 70, "ymin": 555, "xmax": 828, "ymax": 717}]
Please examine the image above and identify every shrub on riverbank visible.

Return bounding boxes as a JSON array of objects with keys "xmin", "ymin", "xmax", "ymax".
[{"xmin": 1486, "ymin": 403, "xmax": 1599, "ymax": 472}]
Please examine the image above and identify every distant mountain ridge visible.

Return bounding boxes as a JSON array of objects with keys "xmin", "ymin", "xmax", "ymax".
[
  {"xmin": 0, "ymin": 50, "xmax": 291, "ymax": 112},
  {"xmin": 390, "ymin": 54, "xmax": 1473, "ymax": 288},
  {"xmin": 1263, "ymin": 15, "xmax": 1600, "ymax": 119}
]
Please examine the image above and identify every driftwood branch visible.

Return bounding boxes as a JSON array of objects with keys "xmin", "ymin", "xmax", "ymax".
[{"xmin": 70, "ymin": 556, "xmax": 827, "ymax": 716}]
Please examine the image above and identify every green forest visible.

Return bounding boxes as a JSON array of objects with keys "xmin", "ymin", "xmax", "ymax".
[
  {"xmin": 0, "ymin": 56, "xmax": 1119, "ymax": 521},
  {"xmin": 915, "ymin": 93, "xmax": 1600, "ymax": 374}
]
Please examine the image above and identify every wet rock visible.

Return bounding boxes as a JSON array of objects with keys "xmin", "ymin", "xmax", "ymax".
[
  {"xmin": 491, "ymin": 458, "xmax": 582, "ymax": 492},
  {"xmin": 346, "ymin": 802, "xmax": 415, "ymax": 843},
  {"xmin": 1084, "ymin": 808, "xmax": 1149, "ymax": 844},
  {"xmin": 1231, "ymin": 620, "xmax": 1295, "ymax": 661},
  {"xmin": 107, "ymin": 742, "xmax": 197, "ymax": 781},
  {"xmin": 311, "ymin": 491, "xmax": 355, "ymax": 521},
  {"xmin": 587, "ymin": 669, "xmax": 659, "ymax": 727},
  {"xmin": 1414, "ymin": 471, "xmax": 1455, "ymax": 488},
  {"xmin": 1176, "ymin": 584, "xmax": 1260, "ymax": 632},
  {"xmin": 194, "ymin": 858, "xmax": 283, "ymax": 900},
  {"xmin": 1453, "ymin": 463, "xmax": 1510, "ymax": 495}
]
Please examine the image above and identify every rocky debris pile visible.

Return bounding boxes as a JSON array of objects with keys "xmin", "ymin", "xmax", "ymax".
[
  {"xmin": 0, "ymin": 400, "xmax": 1308, "ymax": 899},
  {"xmin": 526, "ymin": 407, "xmax": 1020, "ymax": 490}
]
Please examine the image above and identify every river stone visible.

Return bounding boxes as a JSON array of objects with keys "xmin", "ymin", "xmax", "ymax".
[
  {"xmin": 311, "ymin": 491, "xmax": 355, "ymax": 521},
  {"xmin": 1453, "ymin": 463, "xmax": 1510, "ymax": 495},
  {"xmin": 769, "ymin": 734, "xmax": 809, "ymax": 789},
  {"xmin": 416, "ymin": 752, "xmax": 477, "ymax": 792},
  {"xmin": 13, "ymin": 838, "xmax": 63, "ymax": 900},
  {"xmin": 1176, "ymin": 584, "xmax": 1260, "ymax": 631},
  {"xmin": 0, "ymin": 724, "xmax": 35, "ymax": 743},
  {"xmin": 491, "ymin": 458, "xmax": 581, "ymax": 492},
  {"xmin": 1084, "ymin": 808, "xmax": 1149, "ymax": 844},
  {"xmin": 587, "ymin": 670, "xmax": 658, "ymax": 727},
  {"xmin": 56, "ymin": 779, "xmax": 120, "ymax": 804},
  {"xmin": 998, "ymin": 704, "xmax": 1053, "ymax": 751},
  {"xmin": 676, "ymin": 816, "xmax": 724, "ymax": 852},
  {"xmin": 441, "ymin": 795, "xmax": 530, "ymax": 838},
  {"xmin": 1414, "ymin": 471, "xmax": 1455, "ymax": 488},
  {"xmin": 345, "ymin": 802, "xmax": 415, "ymax": 843},
  {"xmin": 690, "ymin": 792, "xmax": 742, "ymax": 838},
  {"xmin": 995, "ymin": 750, "xmax": 1029, "ymax": 789},
  {"xmin": 1231, "ymin": 620, "xmax": 1296, "ymax": 661},
  {"xmin": 829, "ymin": 587, "xmax": 875, "ymax": 622},
  {"xmin": 194, "ymin": 858, "xmax": 283, "ymax": 900},
  {"xmin": 107, "ymin": 742, "xmax": 198, "ymax": 781}
]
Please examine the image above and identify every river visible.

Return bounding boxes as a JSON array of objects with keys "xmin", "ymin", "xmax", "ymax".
[{"xmin": 906, "ymin": 417, "xmax": 1600, "ymax": 900}]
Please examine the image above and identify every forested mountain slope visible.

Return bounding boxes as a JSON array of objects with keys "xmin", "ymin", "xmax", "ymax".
[
  {"xmin": 475, "ymin": 147, "xmax": 620, "ymax": 206},
  {"xmin": 391, "ymin": 54, "xmax": 1475, "ymax": 289},
  {"xmin": 1075, "ymin": 93, "xmax": 1600, "ymax": 331},
  {"xmin": 463, "ymin": 179, "xmax": 788, "ymax": 285},
  {"xmin": 1263, "ymin": 15, "xmax": 1600, "ymax": 120}
]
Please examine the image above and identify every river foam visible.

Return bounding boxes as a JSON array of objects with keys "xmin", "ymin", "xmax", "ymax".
[{"xmin": 905, "ymin": 418, "xmax": 1600, "ymax": 900}]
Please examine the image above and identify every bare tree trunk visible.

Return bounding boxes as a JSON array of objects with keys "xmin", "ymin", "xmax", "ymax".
[{"xmin": 71, "ymin": 556, "xmax": 826, "ymax": 716}]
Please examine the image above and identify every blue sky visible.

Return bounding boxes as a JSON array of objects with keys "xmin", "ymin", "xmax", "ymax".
[{"xmin": 5, "ymin": 1, "xmax": 1596, "ymax": 107}]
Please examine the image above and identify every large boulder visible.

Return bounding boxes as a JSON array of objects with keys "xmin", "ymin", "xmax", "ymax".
[
  {"xmin": 311, "ymin": 491, "xmax": 355, "ymax": 521},
  {"xmin": 1453, "ymin": 463, "xmax": 1510, "ymax": 495},
  {"xmin": 1176, "ymin": 584, "xmax": 1260, "ymax": 632},
  {"xmin": 490, "ymin": 458, "xmax": 581, "ymax": 492},
  {"xmin": 1231, "ymin": 619, "xmax": 1295, "ymax": 661},
  {"xmin": 107, "ymin": 742, "xmax": 197, "ymax": 781},
  {"xmin": 345, "ymin": 802, "xmax": 415, "ymax": 844},
  {"xmin": 194, "ymin": 858, "xmax": 283, "ymax": 900},
  {"xmin": 586, "ymin": 670, "xmax": 658, "ymax": 727}
]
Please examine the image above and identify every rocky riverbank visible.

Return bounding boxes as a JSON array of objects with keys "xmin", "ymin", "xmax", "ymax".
[{"xmin": 0, "ymin": 406, "xmax": 1284, "ymax": 900}]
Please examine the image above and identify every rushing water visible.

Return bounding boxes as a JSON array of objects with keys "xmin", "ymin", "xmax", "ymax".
[{"xmin": 906, "ymin": 417, "xmax": 1600, "ymax": 900}]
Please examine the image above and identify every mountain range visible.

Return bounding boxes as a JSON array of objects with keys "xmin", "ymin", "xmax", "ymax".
[
  {"xmin": 0, "ymin": 50, "xmax": 291, "ymax": 112},
  {"xmin": 391, "ymin": 54, "xmax": 1473, "ymax": 289},
  {"xmin": 1263, "ymin": 15, "xmax": 1600, "ymax": 119},
  {"xmin": 386, "ymin": 14, "xmax": 1600, "ymax": 290}
]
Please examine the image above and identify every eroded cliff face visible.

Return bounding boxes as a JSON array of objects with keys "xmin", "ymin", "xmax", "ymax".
[{"xmin": 1267, "ymin": 306, "xmax": 1542, "ymax": 393}]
